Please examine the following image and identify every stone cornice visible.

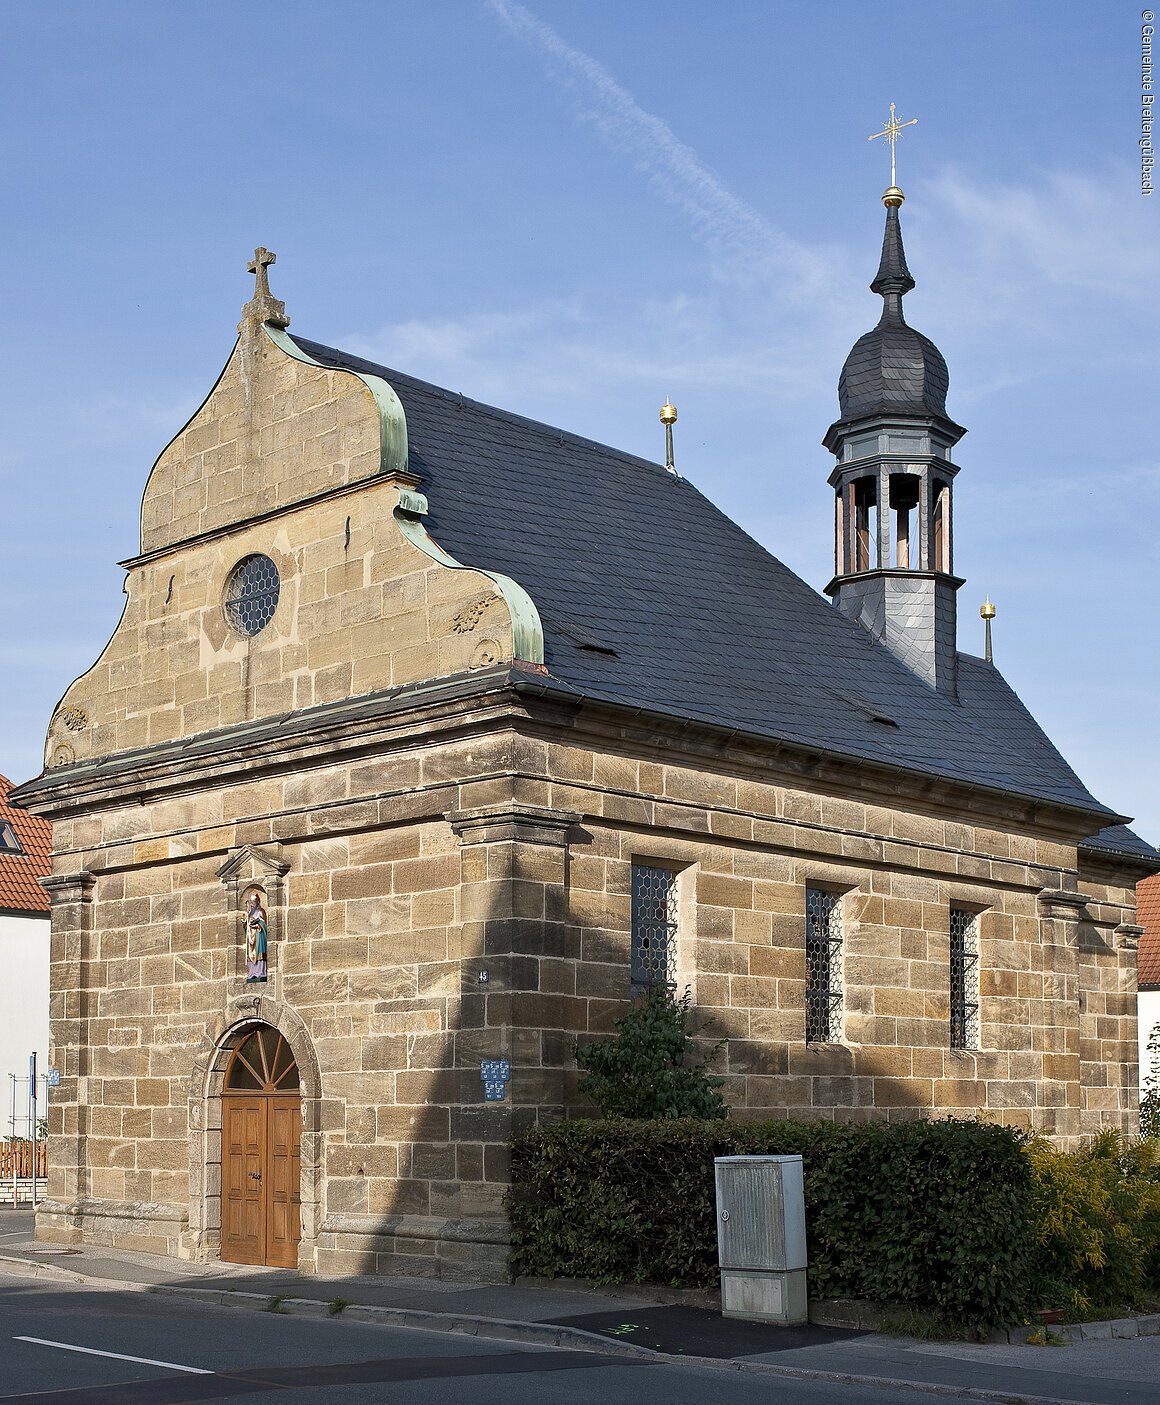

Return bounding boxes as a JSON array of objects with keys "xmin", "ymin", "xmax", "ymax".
[
  {"xmin": 1078, "ymin": 843, "xmax": 1160, "ymax": 881},
  {"xmin": 448, "ymin": 803, "xmax": 580, "ymax": 847},
  {"xmin": 13, "ymin": 662, "xmax": 1128, "ymax": 862},
  {"xmin": 1037, "ymin": 887, "xmax": 1093, "ymax": 920},
  {"xmin": 120, "ymin": 471, "xmax": 412, "ymax": 570},
  {"xmin": 1114, "ymin": 922, "xmax": 1145, "ymax": 953},
  {"xmin": 39, "ymin": 871, "xmax": 95, "ymax": 903},
  {"xmin": 12, "ymin": 670, "xmax": 525, "ymax": 819}
]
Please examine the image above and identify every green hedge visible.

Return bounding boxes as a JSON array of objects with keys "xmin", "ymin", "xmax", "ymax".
[{"xmin": 508, "ymin": 1117, "xmax": 1035, "ymax": 1328}]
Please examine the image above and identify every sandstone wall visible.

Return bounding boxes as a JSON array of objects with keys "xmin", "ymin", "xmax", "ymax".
[
  {"xmin": 36, "ymin": 717, "xmax": 1140, "ymax": 1272},
  {"xmin": 45, "ymin": 482, "xmax": 514, "ymax": 770},
  {"xmin": 140, "ymin": 332, "xmax": 381, "ymax": 554}
]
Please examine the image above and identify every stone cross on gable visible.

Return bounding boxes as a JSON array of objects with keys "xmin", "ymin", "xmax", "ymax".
[
  {"xmin": 248, "ymin": 247, "xmax": 276, "ymax": 299},
  {"xmin": 239, "ymin": 244, "xmax": 290, "ymax": 333}
]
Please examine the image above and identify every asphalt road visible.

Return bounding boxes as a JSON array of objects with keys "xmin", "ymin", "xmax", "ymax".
[{"xmin": 0, "ymin": 1279, "xmax": 965, "ymax": 1405}]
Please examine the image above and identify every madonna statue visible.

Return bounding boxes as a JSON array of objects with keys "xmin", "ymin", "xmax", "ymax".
[{"xmin": 244, "ymin": 889, "xmax": 269, "ymax": 982}]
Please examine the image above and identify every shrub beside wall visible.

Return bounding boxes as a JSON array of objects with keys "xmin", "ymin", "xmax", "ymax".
[
  {"xmin": 1028, "ymin": 1132, "xmax": 1160, "ymax": 1315},
  {"xmin": 509, "ymin": 1117, "xmax": 1035, "ymax": 1329}
]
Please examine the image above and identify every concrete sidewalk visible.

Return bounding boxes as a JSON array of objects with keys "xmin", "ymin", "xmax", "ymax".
[{"xmin": 2, "ymin": 1208, "xmax": 1159, "ymax": 1405}]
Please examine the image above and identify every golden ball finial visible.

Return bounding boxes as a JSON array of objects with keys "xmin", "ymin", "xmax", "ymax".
[
  {"xmin": 660, "ymin": 399, "xmax": 677, "ymax": 425},
  {"xmin": 980, "ymin": 597, "xmax": 996, "ymax": 621},
  {"xmin": 882, "ymin": 186, "xmax": 905, "ymax": 208}
]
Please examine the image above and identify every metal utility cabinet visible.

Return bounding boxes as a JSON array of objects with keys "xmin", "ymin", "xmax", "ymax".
[{"xmin": 714, "ymin": 1154, "xmax": 808, "ymax": 1324}]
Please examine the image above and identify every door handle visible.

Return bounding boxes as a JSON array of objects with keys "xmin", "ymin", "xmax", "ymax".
[{"xmin": 249, "ymin": 1171, "xmax": 262, "ymax": 1181}]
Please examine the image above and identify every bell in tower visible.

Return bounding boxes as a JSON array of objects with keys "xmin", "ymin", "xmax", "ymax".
[{"xmin": 824, "ymin": 122, "xmax": 966, "ymax": 697}]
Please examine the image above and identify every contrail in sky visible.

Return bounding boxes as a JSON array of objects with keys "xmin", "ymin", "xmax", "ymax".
[{"xmin": 485, "ymin": 0, "xmax": 822, "ymax": 286}]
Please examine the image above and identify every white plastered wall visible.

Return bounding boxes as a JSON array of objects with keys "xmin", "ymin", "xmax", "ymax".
[{"xmin": 0, "ymin": 912, "xmax": 50, "ymax": 1136}]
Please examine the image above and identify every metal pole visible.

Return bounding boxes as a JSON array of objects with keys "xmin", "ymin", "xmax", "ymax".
[
  {"xmin": 40, "ymin": 1072, "xmax": 48, "ymax": 1203},
  {"xmin": 9, "ymin": 1074, "xmax": 16, "ymax": 1206},
  {"xmin": 29, "ymin": 1056, "xmax": 38, "ymax": 1210}
]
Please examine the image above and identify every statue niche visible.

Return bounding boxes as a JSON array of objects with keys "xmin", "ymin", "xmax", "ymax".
[
  {"xmin": 217, "ymin": 844, "xmax": 289, "ymax": 987},
  {"xmin": 243, "ymin": 886, "xmax": 270, "ymax": 983}
]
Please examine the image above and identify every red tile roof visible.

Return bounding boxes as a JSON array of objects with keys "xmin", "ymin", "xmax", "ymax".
[
  {"xmin": 1138, "ymin": 873, "xmax": 1160, "ymax": 989},
  {"xmin": 0, "ymin": 773, "xmax": 50, "ymax": 915}
]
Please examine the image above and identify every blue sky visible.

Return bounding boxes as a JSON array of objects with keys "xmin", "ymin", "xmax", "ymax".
[{"xmin": 1, "ymin": 2, "xmax": 1156, "ymax": 844}]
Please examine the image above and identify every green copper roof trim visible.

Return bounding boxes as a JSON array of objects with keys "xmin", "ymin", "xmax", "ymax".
[
  {"xmin": 265, "ymin": 321, "xmax": 541, "ymax": 665},
  {"xmin": 263, "ymin": 322, "xmax": 408, "ymax": 473},
  {"xmin": 397, "ymin": 487, "xmax": 429, "ymax": 517},
  {"xmin": 393, "ymin": 500, "xmax": 545, "ymax": 667}
]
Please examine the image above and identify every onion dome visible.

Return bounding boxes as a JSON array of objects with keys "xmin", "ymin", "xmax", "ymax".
[{"xmin": 836, "ymin": 201, "xmax": 950, "ymax": 423}]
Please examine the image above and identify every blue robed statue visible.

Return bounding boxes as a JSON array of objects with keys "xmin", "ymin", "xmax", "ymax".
[{"xmin": 245, "ymin": 890, "xmax": 268, "ymax": 982}]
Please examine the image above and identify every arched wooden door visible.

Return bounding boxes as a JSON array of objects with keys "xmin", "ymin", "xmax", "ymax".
[{"xmin": 221, "ymin": 1027, "xmax": 301, "ymax": 1268}]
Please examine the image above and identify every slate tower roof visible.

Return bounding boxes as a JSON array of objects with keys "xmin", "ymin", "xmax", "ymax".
[{"xmin": 835, "ymin": 203, "xmax": 956, "ymax": 430}]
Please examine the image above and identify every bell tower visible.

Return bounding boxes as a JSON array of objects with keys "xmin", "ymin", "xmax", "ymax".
[{"xmin": 824, "ymin": 123, "xmax": 966, "ymax": 697}]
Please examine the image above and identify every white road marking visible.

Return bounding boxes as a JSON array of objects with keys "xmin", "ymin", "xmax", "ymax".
[{"xmin": 13, "ymin": 1337, "xmax": 212, "ymax": 1374}]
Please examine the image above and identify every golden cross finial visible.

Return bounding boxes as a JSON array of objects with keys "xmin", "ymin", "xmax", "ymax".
[{"xmin": 868, "ymin": 102, "xmax": 918, "ymax": 189}]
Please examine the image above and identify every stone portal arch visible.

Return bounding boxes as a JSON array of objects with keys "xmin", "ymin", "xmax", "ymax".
[{"xmin": 187, "ymin": 994, "xmax": 322, "ymax": 1268}]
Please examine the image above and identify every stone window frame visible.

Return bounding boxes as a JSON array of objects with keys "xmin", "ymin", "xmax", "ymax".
[
  {"xmin": 628, "ymin": 858, "xmax": 699, "ymax": 997},
  {"xmin": 804, "ymin": 885, "xmax": 845, "ymax": 1045},
  {"xmin": 187, "ymin": 997, "xmax": 322, "ymax": 1267},
  {"xmin": 222, "ymin": 553, "xmax": 282, "ymax": 639},
  {"xmin": 629, "ymin": 860, "xmax": 680, "ymax": 993},
  {"xmin": 949, "ymin": 904, "xmax": 983, "ymax": 1052}
]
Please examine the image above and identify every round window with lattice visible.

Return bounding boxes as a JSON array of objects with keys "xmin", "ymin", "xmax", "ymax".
[{"xmin": 223, "ymin": 554, "xmax": 280, "ymax": 637}]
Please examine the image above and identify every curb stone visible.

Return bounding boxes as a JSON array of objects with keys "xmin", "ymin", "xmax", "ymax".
[
  {"xmin": 1004, "ymin": 1313, "xmax": 1160, "ymax": 1346},
  {"xmin": 0, "ymin": 1254, "xmax": 90, "ymax": 1286},
  {"xmin": 0, "ymin": 1251, "xmax": 1149, "ymax": 1405}
]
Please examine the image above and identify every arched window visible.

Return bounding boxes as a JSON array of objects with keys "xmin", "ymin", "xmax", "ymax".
[
  {"xmin": 889, "ymin": 473, "xmax": 921, "ymax": 568},
  {"xmin": 841, "ymin": 476, "xmax": 878, "ymax": 573},
  {"xmin": 224, "ymin": 1027, "xmax": 299, "ymax": 1092},
  {"xmin": 933, "ymin": 480, "xmax": 951, "ymax": 573}
]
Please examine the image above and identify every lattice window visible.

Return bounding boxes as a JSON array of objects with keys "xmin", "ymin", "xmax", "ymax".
[
  {"xmin": 950, "ymin": 907, "xmax": 980, "ymax": 1050},
  {"xmin": 224, "ymin": 554, "xmax": 280, "ymax": 637},
  {"xmin": 631, "ymin": 864, "xmax": 678, "ymax": 990},
  {"xmin": 805, "ymin": 888, "xmax": 843, "ymax": 1043}
]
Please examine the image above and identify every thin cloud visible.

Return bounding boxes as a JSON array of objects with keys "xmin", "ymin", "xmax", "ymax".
[
  {"xmin": 484, "ymin": 0, "xmax": 830, "ymax": 298},
  {"xmin": 922, "ymin": 165, "xmax": 1151, "ymax": 304},
  {"xmin": 343, "ymin": 291, "xmax": 844, "ymax": 419}
]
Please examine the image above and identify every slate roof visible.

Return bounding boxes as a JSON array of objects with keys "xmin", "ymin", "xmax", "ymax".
[
  {"xmin": 1081, "ymin": 824, "xmax": 1160, "ymax": 862},
  {"xmin": 1137, "ymin": 874, "xmax": 1160, "ymax": 989},
  {"xmin": 838, "ymin": 320, "xmax": 950, "ymax": 426},
  {"xmin": 835, "ymin": 204, "xmax": 954, "ymax": 428},
  {"xmin": 0, "ymin": 772, "xmax": 50, "ymax": 914},
  {"xmin": 293, "ymin": 334, "xmax": 1146, "ymax": 844}
]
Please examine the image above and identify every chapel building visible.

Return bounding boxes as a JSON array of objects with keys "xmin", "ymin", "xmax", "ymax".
[{"xmin": 14, "ymin": 191, "xmax": 1157, "ymax": 1277}]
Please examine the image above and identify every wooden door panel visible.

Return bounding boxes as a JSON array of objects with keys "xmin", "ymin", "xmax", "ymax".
[
  {"xmin": 221, "ymin": 1029, "xmax": 302, "ymax": 1269},
  {"xmin": 222, "ymin": 1098, "xmax": 264, "ymax": 1265},
  {"xmin": 266, "ymin": 1099, "xmax": 301, "ymax": 1268}
]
